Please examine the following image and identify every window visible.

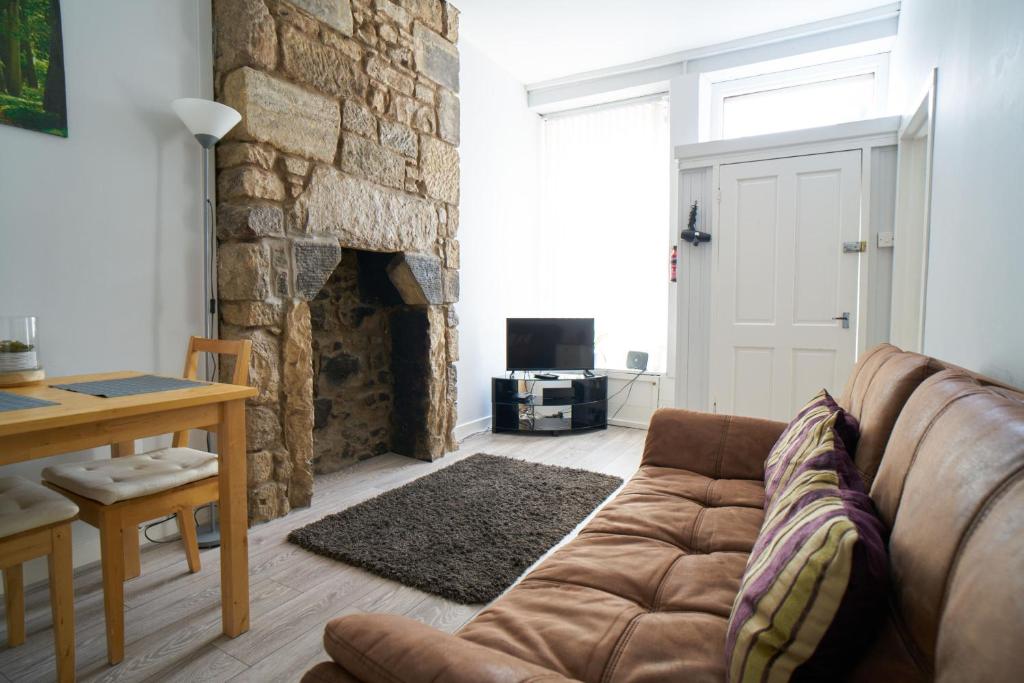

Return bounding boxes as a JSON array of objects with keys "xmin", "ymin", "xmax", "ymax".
[
  {"xmin": 539, "ymin": 96, "xmax": 669, "ymax": 372},
  {"xmin": 707, "ymin": 54, "xmax": 887, "ymax": 140},
  {"xmin": 722, "ymin": 73, "xmax": 875, "ymax": 139}
]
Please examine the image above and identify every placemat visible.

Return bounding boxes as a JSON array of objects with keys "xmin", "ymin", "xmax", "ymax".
[
  {"xmin": 0, "ymin": 391, "xmax": 58, "ymax": 412},
  {"xmin": 51, "ymin": 375, "xmax": 206, "ymax": 398}
]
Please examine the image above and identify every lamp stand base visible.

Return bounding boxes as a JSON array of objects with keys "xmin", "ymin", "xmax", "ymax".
[{"xmin": 196, "ymin": 503, "xmax": 221, "ymax": 549}]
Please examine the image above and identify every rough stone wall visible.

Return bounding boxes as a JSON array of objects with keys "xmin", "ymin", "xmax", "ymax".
[{"xmin": 213, "ymin": 0, "xmax": 460, "ymax": 524}]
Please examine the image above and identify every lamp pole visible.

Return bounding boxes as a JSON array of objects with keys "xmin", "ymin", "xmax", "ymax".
[
  {"xmin": 172, "ymin": 99, "xmax": 242, "ymax": 549},
  {"xmin": 200, "ymin": 140, "xmax": 215, "ymax": 343},
  {"xmin": 197, "ymin": 139, "xmax": 219, "ymax": 549}
]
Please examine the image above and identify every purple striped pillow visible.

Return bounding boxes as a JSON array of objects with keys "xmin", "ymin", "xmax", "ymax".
[
  {"xmin": 763, "ymin": 390, "xmax": 859, "ymax": 506},
  {"xmin": 726, "ymin": 413, "xmax": 887, "ymax": 682}
]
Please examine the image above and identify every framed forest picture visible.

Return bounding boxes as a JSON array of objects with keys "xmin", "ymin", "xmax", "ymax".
[{"xmin": 0, "ymin": 0, "xmax": 66, "ymax": 137}]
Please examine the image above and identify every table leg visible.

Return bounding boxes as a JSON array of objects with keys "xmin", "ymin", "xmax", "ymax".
[
  {"xmin": 109, "ymin": 441, "xmax": 135, "ymax": 458},
  {"xmin": 48, "ymin": 524, "xmax": 75, "ymax": 683},
  {"xmin": 218, "ymin": 399, "xmax": 249, "ymax": 637}
]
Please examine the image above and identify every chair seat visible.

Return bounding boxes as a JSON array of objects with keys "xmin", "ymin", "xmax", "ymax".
[
  {"xmin": 0, "ymin": 476, "xmax": 79, "ymax": 539},
  {"xmin": 42, "ymin": 448, "xmax": 218, "ymax": 505}
]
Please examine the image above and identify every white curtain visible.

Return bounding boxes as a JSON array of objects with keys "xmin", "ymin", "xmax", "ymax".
[{"xmin": 539, "ymin": 96, "xmax": 670, "ymax": 372}]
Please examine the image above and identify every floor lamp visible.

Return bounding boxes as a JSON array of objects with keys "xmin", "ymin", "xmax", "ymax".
[{"xmin": 172, "ymin": 97, "xmax": 241, "ymax": 548}]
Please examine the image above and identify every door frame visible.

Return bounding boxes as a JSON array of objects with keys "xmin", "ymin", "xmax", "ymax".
[
  {"xmin": 889, "ymin": 68, "xmax": 937, "ymax": 352},
  {"xmin": 672, "ymin": 117, "xmax": 900, "ymax": 411}
]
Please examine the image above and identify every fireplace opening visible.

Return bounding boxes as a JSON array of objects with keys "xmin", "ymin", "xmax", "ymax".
[{"xmin": 310, "ymin": 250, "xmax": 433, "ymax": 474}]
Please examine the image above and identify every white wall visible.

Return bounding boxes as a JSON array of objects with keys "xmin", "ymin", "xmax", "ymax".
[
  {"xmin": 888, "ymin": 0, "xmax": 1024, "ymax": 387},
  {"xmin": 0, "ymin": 0, "xmax": 211, "ymax": 584},
  {"xmin": 866, "ymin": 145, "xmax": 896, "ymax": 348},
  {"xmin": 455, "ymin": 40, "xmax": 543, "ymax": 435}
]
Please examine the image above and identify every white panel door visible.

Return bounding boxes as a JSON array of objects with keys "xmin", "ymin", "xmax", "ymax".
[{"xmin": 710, "ymin": 150, "xmax": 861, "ymax": 420}]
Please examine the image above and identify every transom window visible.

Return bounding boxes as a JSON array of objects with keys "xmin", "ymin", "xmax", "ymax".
[{"xmin": 707, "ymin": 54, "xmax": 888, "ymax": 140}]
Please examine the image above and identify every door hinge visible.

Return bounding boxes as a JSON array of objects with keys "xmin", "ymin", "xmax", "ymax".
[
  {"xmin": 842, "ymin": 241, "xmax": 867, "ymax": 253},
  {"xmin": 716, "ymin": 188, "xmax": 722, "ymax": 204}
]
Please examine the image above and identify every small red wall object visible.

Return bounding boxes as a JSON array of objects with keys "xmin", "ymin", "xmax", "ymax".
[{"xmin": 670, "ymin": 245, "xmax": 678, "ymax": 282}]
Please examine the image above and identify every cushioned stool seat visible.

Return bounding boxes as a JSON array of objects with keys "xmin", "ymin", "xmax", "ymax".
[
  {"xmin": 42, "ymin": 448, "xmax": 218, "ymax": 505},
  {"xmin": 0, "ymin": 476, "xmax": 79, "ymax": 538},
  {"xmin": 0, "ymin": 475, "xmax": 77, "ymax": 679}
]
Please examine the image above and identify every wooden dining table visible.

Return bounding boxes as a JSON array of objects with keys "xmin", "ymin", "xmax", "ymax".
[{"xmin": 0, "ymin": 371, "xmax": 257, "ymax": 640}]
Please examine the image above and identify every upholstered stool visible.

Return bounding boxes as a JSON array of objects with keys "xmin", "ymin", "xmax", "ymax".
[
  {"xmin": 0, "ymin": 476, "xmax": 77, "ymax": 682},
  {"xmin": 40, "ymin": 336, "xmax": 251, "ymax": 666}
]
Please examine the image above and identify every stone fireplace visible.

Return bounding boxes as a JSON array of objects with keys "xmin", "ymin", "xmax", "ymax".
[
  {"xmin": 310, "ymin": 250, "xmax": 449, "ymax": 473},
  {"xmin": 211, "ymin": 0, "xmax": 461, "ymax": 523}
]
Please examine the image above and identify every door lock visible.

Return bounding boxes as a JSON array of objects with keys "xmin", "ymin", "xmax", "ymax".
[{"xmin": 832, "ymin": 312, "xmax": 850, "ymax": 329}]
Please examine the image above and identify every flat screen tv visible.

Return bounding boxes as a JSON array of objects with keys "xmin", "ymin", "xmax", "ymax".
[{"xmin": 506, "ymin": 318, "xmax": 595, "ymax": 371}]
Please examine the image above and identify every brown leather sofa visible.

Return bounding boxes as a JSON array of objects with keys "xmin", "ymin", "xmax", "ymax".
[{"xmin": 301, "ymin": 344, "xmax": 1024, "ymax": 682}]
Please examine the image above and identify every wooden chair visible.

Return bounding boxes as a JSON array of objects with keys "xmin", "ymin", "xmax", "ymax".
[
  {"xmin": 0, "ymin": 476, "xmax": 77, "ymax": 682},
  {"xmin": 41, "ymin": 337, "xmax": 251, "ymax": 665}
]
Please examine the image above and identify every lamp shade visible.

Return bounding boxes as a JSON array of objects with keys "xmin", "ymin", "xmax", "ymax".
[{"xmin": 172, "ymin": 98, "xmax": 241, "ymax": 145}]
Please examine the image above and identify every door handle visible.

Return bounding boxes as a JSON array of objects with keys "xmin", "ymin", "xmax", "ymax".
[{"xmin": 832, "ymin": 312, "xmax": 850, "ymax": 329}]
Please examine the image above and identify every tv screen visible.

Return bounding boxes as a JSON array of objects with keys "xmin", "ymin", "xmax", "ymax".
[{"xmin": 506, "ymin": 318, "xmax": 595, "ymax": 371}]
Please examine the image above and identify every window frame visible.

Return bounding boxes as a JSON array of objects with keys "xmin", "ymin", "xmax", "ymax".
[{"xmin": 705, "ymin": 53, "xmax": 890, "ymax": 141}]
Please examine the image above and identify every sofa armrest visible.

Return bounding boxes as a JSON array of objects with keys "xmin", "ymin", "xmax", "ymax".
[
  {"xmin": 315, "ymin": 613, "xmax": 574, "ymax": 683},
  {"xmin": 641, "ymin": 408, "xmax": 786, "ymax": 480},
  {"xmin": 301, "ymin": 661, "xmax": 361, "ymax": 683}
]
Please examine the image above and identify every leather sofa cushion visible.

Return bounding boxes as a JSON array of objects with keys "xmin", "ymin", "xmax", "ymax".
[
  {"xmin": 318, "ymin": 613, "xmax": 573, "ymax": 683},
  {"xmin": 457, "ymin": 464, "xmax": 765, "ymax": 682},
  {"xmin": 837, "ymin": 344, "xmax": 937, "ymax": 486},
  {"xmin": 853, "ymin": 371, "xmax": 1024, "ymax": 681},
  {"xmin": 641, "ymin": 409, "xmax": 785, "ymax": 481}
]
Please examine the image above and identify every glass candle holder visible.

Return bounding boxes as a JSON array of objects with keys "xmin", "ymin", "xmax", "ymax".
[{"xmin": 0, "ymin": 316, "xmax": 41, "ymax": 373}]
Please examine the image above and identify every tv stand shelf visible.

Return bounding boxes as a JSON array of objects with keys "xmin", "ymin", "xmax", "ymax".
[{"xmin": 491, "ymin": 374, "xmax": 607, "ymax": 435}]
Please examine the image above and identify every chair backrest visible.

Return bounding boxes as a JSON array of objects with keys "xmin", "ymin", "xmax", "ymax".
[
  {"xmin": 849, "ymin": 371, "xmax": 1024, "ymax": 682},
  {"xmin": 171, "ymin": 336, "xmax": 252, "ymax": 447}
]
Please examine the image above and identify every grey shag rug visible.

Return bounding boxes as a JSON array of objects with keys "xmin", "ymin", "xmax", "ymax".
[{"xmin": 287, "ymin": 453, "xmax": 623, "ymax": 604}]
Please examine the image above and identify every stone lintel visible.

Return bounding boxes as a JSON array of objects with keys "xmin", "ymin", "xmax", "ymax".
[
  {"xmin": 386, "ymin": 252, "xmax": 443, "ymax": 305},
  {"xmin": 292, "ymin": 239, "xmax": 343, "ymax": 300}
]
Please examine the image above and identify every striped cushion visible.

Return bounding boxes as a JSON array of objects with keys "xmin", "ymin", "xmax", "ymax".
[
  {"xmin": 726, "ymin": 412, "xmax": 888, "ymax": 682},
  {"xmin": 763, "ymin": 390, "xmax": 859, "ymax": 506}
]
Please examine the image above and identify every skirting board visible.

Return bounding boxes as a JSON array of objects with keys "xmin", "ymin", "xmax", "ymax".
[
  {"xmin": 455, "ymin": 415, "xmax": 493, "ymax": 442},
  {"xmin": 607, "ymin": 417, "xmax": 650, "ymax": 430}
]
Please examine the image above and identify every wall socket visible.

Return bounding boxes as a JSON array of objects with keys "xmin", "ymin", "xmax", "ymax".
[{"xmin": 877, "ymin": 232, "xmax": 895, "ymax": 248}]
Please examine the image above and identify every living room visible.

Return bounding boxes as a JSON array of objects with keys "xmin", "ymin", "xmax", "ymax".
[{"xmin": 0, "ymin": 0, "xmax": 1021, "ymax": 681}]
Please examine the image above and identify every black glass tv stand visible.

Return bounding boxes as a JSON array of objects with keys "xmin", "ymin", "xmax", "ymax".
[{"xmin": 492, "ymin": 374, "xmax": 608, "ymax": 434}]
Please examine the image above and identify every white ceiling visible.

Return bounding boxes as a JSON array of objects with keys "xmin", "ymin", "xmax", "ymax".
[{"xmin": 454, "ymin": 0, "xmax": 895, "ymax": 85}]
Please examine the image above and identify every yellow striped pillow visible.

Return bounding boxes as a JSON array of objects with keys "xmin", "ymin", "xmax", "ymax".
[
  {"xmin": 726, "ymin": 412, "xmax": 887, "ymax": 682},
  {"xmin": 763, "ymin": 390, "xmax": 859, "ymax": 506}
]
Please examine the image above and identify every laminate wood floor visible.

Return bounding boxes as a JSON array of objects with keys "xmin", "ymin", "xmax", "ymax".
[{"xmin": 0, "ymin": 426, "xmax": 647, "ymax": 683}]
